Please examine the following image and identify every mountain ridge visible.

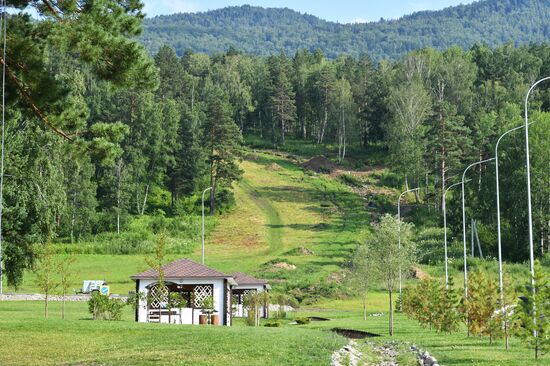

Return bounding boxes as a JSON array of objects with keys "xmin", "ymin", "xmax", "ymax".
[{"xmin": 140, "ymin": 0, "xmax": 550, "ymax": 60}]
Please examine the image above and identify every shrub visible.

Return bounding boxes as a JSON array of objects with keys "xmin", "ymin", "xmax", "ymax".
[
  {"xmin": 295, "ymin": 317, "xmax": 310, "ymax": 325},
  {"xmin": 264, "ymin": 321, "xmax": 282, "ymax": 327},
  {"xmin": 88, "ymin": 292, "xmax": 126, "ymax": 321},
  {"xmin": 339, "ymin": 173, "xmax": 362, "ymax": 187}
]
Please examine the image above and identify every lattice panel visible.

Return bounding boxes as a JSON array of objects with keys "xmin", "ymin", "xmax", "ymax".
[
  {"xmin": 193, "ymin": 285, "xmax": 213, "ymax": 307},
  {"xmin": 242, "ymin": 289, "xmax": 256, "ymax": 297},
  {"xmin": 149, "ymin": 284, "xmax": 168, "ymax": 309}
]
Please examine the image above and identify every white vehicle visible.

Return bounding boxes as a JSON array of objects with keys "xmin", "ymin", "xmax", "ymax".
[{"xmin": 78, "ymin": 280, "xmax": 106, "ymax": 294}]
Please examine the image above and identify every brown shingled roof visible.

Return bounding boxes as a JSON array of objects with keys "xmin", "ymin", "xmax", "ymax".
[
  {"xmin": 131, "ymin": 258, "xmax": 230, "ymax": 279},
  {"xmin": 232, "ymin": 272, "xmax": 268, "ymax": 286}
]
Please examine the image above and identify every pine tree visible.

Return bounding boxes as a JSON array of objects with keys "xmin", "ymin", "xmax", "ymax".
[
  {"xmin": 202, "ymin": 84, "xmax": 243, "ymax": 215},
  {"xmin": 435, "ymin": 276, "xmax": 462, "ymax": 333},
  {"xmin": 515, "ymin": 260, "xmax": 549, "ymax": 359},
  {"xmin": 267, "ymin": 55, "xmax": 297, "ymax": 145}
]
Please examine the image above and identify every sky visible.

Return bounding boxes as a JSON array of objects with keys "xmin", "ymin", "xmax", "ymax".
[{"xmin": 142, "ymin": 0, "xmax": 477, "ymax": 23}]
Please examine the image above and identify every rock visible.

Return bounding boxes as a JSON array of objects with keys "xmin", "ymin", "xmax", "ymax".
[
  {"xmin": 267, "ymin": 162, "xmax": 282, "ymax": 171},
  {"xmin": 271, "ymin": 262, "xmax": 296, "ymax": 270},
  {"xmin": 424, "ymin": 356, "xmax": 437, "ymax": 366}
]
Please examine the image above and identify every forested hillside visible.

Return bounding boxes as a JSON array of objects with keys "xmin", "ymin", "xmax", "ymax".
[
  {"xmin": 140, "ymin": 0, "xmax": 550, "ymax": 60},
  {"xmin": 3, "ymin": 1, "xmax": 549, "ymax": 294}
]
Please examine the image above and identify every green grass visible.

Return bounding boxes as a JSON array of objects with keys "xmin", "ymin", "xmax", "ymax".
[
  {"xmin": 295, "ymin": 293, "xmax": 550, "ymax": 366},
  {"xmin": 0, "ymin": 301, "xmax": 346, "ymax": 366},
  {"xmin": 2, "ymin": 147, "xmax": 548, "ymax": 365}
]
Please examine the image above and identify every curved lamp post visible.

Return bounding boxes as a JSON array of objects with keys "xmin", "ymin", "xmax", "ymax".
[
  {"xmin": 461, "ymin": 157, "xmax": 495, "ymax": 298},
  {"xmin": 443, "ymin": 179, "xmax": 470, "ymax": 288},
  {"xmin": 495, "ymin": 122, "xmax": 534, "ymax": 322},
  {"xmin": 201, "ymin": 187, "xmax": 213, "ymax": 265},
  {"xmin": 524, "ymin": 76, "xmax": 550, "ymax": 338},
  {"xmin": 524, "ymin": 77, "xmax": 550, "ymax": 285},
  {"xmin": 397, "ymin": 186, "xmax": 420, "ymax": 308}
]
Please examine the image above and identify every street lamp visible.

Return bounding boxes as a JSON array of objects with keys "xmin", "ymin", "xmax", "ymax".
[
  {"xmin": 461, "ymin": 157, "xmax": 495, "ymax": 298},
  {"xmin": 524, "ymin": 77, "xmax": 550, "ymax": 338},
  {"xmin": 397, "ymin": 186, "xmax": 420, "ymax": 308},
  {"xmin": 201, "ymin": 187, "xmax": 213, "ymax": 265},
  {"xmin": 443, "ymin": 179, "xmax": 470, "ymax": 289},
  {"xmin": 495, "ymin": 122, "xmax": 534, "ymax": 325},
  {"xmin": 524, "ymin": 77, "xmax": 549, "ymax": 285}
]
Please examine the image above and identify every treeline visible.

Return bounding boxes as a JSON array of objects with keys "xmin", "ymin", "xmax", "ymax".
[
  {"xmin": 140, "ymin": 1, "xmax": 550, "ymax": 60},
  {"xmin": 3, "ymin": 1, "xmax": 549, "ymax": 288}
]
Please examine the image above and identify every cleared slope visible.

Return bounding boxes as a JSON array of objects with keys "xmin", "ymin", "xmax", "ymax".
[{"xmin": 199, "ymin": 152, "xmax": 369, "ymax": 296}]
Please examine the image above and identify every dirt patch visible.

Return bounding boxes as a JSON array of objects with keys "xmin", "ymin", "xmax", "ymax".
[
  {"xmin": 286, "ymin": 246, "xmax": 314, "ymax": 256},
  {"xmin": 309, "ymin": 316, "xmax": 330, "ymax": 321},
  {"xmin": 332, "ymin": 328, "xmax": 380, "ymax": 339},
  {"xmin": 301, "ymin": 156, "xmax": 338, "ymax": 173},
  {"xmin": 267, "ymin": 162, "xmax": 282, "ymax": 171},
  {"xmin": 245, "ymin": 153, "xmax": 260, "ymax": 161},
  {"xmin": 326, "ymin": 272, "xmax": 345, "ymax": 284},
  {"xmin": 410, "ymin": 266, "xmax": 429, "ymax": 280},
  {"xmin": 273, "ymin": 262, "xmax": 296, "ymax": 270}
]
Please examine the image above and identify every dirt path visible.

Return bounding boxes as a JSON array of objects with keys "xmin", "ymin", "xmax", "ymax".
[{"xmin": 239, "ymin": 178, "xmax": 284, "ymax": 254}]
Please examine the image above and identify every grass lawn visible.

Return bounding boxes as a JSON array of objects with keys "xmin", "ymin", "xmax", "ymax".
[
  {"xmin": 296, "ymin": 294, "xmax": 550, "ymax": 366},
  {"xmin": 0, "ymin": 301, "xmax": 346, "ymax": 366}
]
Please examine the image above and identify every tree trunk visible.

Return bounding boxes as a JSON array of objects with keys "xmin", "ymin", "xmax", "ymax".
[
  {"xmin": 319, "ymin": 91, "xmax": 328, "ymax": 144},
  {"xmin": 116, "ymin": 159, "xmax": 123, "ymax": 235},
  {"xmin": 363, "ymin": 290, "xmax": 368, "ymax": 321},
  {"xmin": 259, "ymin": 110, "xmax": 263, "ymax": 138},
  {"xmin": 140, "ymin": 184, "xmax": 149, "ymax": 215},
  {"xmin": 70, "ymin": 191, "xmax": 76, "ymax": 244},
  {"xmin": 62, "ymin": 291, "xmax": 66, "ymax": 320},
  {"xmin": 389, "ymin": 288, "xmax": 394, "ymax": 336},
  {"xmin": 44, "ymin": 292, "xmax": 49, "ymax": 319},
  {"xmin": 210, "ymin": 175, "xmax": 217, "ymax": 216},
  {"xmin": 342, "ymin": 109, "xmax": 346, "ymax": 160}
]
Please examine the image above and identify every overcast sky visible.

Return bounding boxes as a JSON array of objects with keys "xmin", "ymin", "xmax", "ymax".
[{"xmin": 142, "ymin": 0, "xmax": 477, "ymax": 23}]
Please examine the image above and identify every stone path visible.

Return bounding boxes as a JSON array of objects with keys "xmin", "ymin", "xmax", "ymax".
[
  {"xmin": 331, "ymin": 340, "xmax": 362, "ymax": 366},
  {"xmin": 0, "ymin": 293, "xmax": 127, "ymax": 301}
]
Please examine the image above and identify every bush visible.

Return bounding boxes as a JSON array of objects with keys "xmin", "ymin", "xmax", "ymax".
[
  {"xmin": 88, "ymin": 292, "xmax": 126, "ymax": 321},
  {"xmin": 295, "ymin": 317, "xmax": 310, "ymax": 325},
  {"xmin": 339, "ymin": 173, "xmax": 362, "ymax": 187},
  {"xmin": 264, "ymin": 321, "xmax": 282, "ymax": 327}
]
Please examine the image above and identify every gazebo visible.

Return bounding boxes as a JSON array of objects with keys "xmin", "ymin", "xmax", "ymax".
[
  {"xmin": 131, "ymin": 258, "xmax": 237, "ymax": 325},
  {"xmin": 231, "ymin": 272, "xmax": 270, "ymax": 319}
]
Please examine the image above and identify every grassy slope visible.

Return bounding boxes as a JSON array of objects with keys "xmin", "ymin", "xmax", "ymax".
[{"xmin": 2, "ymin": 151, "xmax": 368, "ymax": 296}]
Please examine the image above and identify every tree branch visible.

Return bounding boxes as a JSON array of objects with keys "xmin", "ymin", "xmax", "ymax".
[
  {"xmin": 41, "ymin": 0, "xmax": 63, "ymax": 20},
  {"xmin": 0, "ymin": 56, "xmax": 72, "ymax": 140}
]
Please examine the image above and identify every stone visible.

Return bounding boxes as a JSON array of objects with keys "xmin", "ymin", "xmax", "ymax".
[{"xmin": 424, "ymin": 356, "xmax": 437, "ymax": 366}]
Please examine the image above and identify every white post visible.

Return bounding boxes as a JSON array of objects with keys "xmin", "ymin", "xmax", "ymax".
[
  {"xmin": 397, "ymin": 187, "xmax": 419, "ymax": 309},
  {"xmin": 461, "ymin": 157, "xmax": 495, "ymax": 299},
  {"xmin": 201, "ymin": 187, "xmax": 212, "ymax": 265},
  {"xmin": 524, "ymin": 77, "xmax": 550, "ymax": 337},
  {"xmin": 495, "ymin": 123, "xmax": 532, "ymax": 322},
  {"xmin": 443, "ymin": 180, "xmax": 469, "ymax": 289},
  {"xmin": 0, "ymin": 1, "xmax": 7, "ymax": 295}
]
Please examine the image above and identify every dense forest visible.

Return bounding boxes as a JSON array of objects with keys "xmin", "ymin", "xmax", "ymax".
[
  {"xmin": 140, "ymin": 0, "xmax": 550, "ymax": 60},
  {"xmin": 2, "ymin": 1, "xmax": 550, "ymax": 290}
]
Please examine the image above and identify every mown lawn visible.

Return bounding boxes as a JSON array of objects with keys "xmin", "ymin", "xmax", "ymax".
[
  {"xmin": 296, "ymin": 294, "xmax": 550, "ymax": 366},
  {"xmin": 0, "ymin": 301, "xmax": 345, "ymax": 366}
]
